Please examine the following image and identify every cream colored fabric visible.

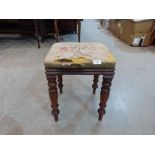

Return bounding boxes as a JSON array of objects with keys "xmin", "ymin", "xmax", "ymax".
[{"xmin": 44, "ymin": 42, "xmax": 116, "ymax": 68}]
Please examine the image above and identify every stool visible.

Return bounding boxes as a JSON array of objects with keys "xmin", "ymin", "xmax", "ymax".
[{"xmin": 44, "ymin": 42, "xmax": 116, "ymax": 121}]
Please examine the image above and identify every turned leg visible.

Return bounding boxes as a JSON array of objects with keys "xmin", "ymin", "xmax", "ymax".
[
  {"xmin": 92, "ymin": 75, "xmax": 99, "ymax": 94},
  {"xmin": 57, "ymin": 75, "xmax": 63, "ymax": 94},
  {"xmin": 47, "ymin": 75, "xmax": 59, "ymax": 121},
  {"xmin": 98, "ymin": 75, "xmax": 114, "ymax": 121}
]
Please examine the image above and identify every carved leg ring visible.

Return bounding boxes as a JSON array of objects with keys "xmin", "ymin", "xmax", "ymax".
[
  {"xmin": 98, "ymin": 75, "xmax": 113, "ymax": 121},
  {"xmin": 57, "ymin": 75, "xmax": 63, "ymax": 94},
  {"xmin": 47, "ymin": 75, "xmax": 59, "ymax": 121},
  {"xmin": 92, "ymin": 75, "xmax": 99, "ymax": 94}
]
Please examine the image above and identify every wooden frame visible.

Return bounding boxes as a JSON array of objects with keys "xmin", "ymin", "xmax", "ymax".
[
  {"xmin": 0, "ymin": 19, "xmax": 41, "ymax": 48},
  {"xmin": 54, "ymin": 19, "xmax": 81, "ymax": 42},
  {"xmin": 45, "ymin": 67, "xmax": 115, "ymax": 121}
]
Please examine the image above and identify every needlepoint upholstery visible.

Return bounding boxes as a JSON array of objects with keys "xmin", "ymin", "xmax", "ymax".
[{"xmin": 44, "ymin": 42, "xmax": 116, "ymax": 68}]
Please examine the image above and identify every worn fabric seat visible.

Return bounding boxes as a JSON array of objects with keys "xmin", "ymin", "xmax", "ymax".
[
  {"xmin": 44, "ymin": 42, "xmax": 116, "ymax": 121},
  {"xmin": 44, "ymin": 42, "xmax": 116, "ymax": 68}
]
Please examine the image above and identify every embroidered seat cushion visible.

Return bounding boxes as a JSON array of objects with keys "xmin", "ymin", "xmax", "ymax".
[{"xmin": 44, "ymin": 42, "xmax": 116, "ymax": 68}]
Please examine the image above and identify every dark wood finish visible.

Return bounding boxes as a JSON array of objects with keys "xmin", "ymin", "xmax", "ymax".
[
  {"xmin": 45, "ymin": 68, "xmax": 114, "ymax": 75},
  {"xmin": 0, "ymin": 19, "xmax": 82, "ymax": 46},
  {"xmin": 0, "ymin": 19, "xmax": 20, "ymax": 33},
  {"xmin": 45, "ymin": 67, "xmax": 115, "ymax": 121},
  {"xmin": 0, "ymin": 19, "xmax": 41, "ymax": 48},
  {"xmin": 92, "ymin": 75, "xmax": 99, "ymax": 94},
  {"xmin": 51, "ymin": 19, "xmax": 81, "ymax": 42},
  {"xmin": 54, "ymin": 19, "xmax": 59, "ymax": 42},
  {"xmin": 98, "ymin": 75, "xmax": 114, "ymax": 120},
  {"xmin": 34, "ymin": 20, "xmax": 40, "ymax": 48},
  {"xmin": 46, "ymin": 74, "xmax": 59, "ymax": 121},
  {"xmin": 57, "ymin": 75, "xmax": 63, "ymax": 94},
  {"xmin": 77, "ymin": 20, "xmax": 81, "ymax": 42}
]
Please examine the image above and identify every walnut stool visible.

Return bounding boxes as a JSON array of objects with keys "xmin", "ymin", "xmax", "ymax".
[{"xmin": 44, "ymin": 42, "xmax": 116, "ymax": 121}]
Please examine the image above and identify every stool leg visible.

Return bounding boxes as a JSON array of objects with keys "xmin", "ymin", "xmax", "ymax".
[
  {"xmin": 98, "ymin": 75, "xmax": 114, "ymax": 121},
  {"xmin": 57, "ymin": 75, "xmax": 63, "ymax": 94},
  {"xmin": 47, "ymin": 75, "xmax": 59, "ymax": 121},
  {"xmin": 92, "ymin": 75, "xmax": 99, "ymax": 94}
]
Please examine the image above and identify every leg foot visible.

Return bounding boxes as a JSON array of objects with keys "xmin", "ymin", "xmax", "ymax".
[{"xmin": 98, "ymin": 75, "xmax": 114, "ymax": 121}]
